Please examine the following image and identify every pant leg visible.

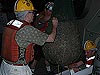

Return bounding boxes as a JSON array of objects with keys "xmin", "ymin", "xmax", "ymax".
[{"xmin": 0, "ymin": 60, "xmax": 32, "ymax": 75}]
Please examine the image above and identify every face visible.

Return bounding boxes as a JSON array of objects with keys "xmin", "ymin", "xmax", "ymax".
[
  {"xmin": 44, "ymin": 9, "xmax": 52, "ymax": 21},
  {"xmin": 45, "ymin": 9, "xmax": 52, "ymax": 16},
  {"xmin": 85, "ymin": 50, "xmax": 95, "ymax": 58},
  {"xmin": 27, "ymin": 11, "xmax": 36, "ymax": 23}
]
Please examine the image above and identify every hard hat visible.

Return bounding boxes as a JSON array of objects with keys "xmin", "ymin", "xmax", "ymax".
[
  {"xmin": 84, "ymin": 40, "xmax": 97, "ymax": 51},
  {"xmin": 14, "ymin": 0, "xmax": 35, "ymax": 12}
]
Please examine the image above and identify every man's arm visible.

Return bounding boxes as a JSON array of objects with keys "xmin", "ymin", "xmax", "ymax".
[
  {"xmin": 46, "ymin": 17, "xmax": 58, "ymax": 42},
  {"xmin": 15, "ymin": 18, "xmax": 58, "ymax": 48}
]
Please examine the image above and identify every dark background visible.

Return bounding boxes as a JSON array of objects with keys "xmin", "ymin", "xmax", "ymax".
[{"xmin": 0, "ymin": 0, "xmax": 86, "ymax": 17}]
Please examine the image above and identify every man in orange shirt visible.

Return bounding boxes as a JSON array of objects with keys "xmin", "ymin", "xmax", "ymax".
[
  {"xmin": 84, "ymin": 40, "xmax": 97, "ymax": 68},
  {"xmin": 0, "ymin": 0, "xmax": 58, "ymax": 75},
  {"xmin": 68, "ymin": 40, "xmax": 97, "ymax": 74},
  {"xmin": 29, "ymin": 2, "xmax": 55, "ymax": 75}
]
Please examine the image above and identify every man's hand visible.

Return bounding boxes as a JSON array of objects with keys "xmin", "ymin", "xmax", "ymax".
[
  {"xmin": 52, "ymin": 17, "xmax": 58, "ymax": 29},
  {"xmin": 46, "ymin": 17, "xmax": 58, "ymax": 42},
  {"xmin": 68, "ymin": 61, "xmax": 84, "ymax": 72}
]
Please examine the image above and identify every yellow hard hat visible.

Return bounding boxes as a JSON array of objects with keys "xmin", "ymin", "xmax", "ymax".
[
  {"xmin": 84, "ymin": 40, "xmax": 96, "ymax": 51},
  {"xmin": 14, "ymin": 0, "xmax": 35, "ymax": 12}
]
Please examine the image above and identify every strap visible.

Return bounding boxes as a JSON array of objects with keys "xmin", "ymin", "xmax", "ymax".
[
  {"xmin": 16, "ymin": 47, "xmax": 26, "ymax": 64},
  {"xmin": 7, "ymin": 20, "xmax": 23, "ymax": 28}
]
